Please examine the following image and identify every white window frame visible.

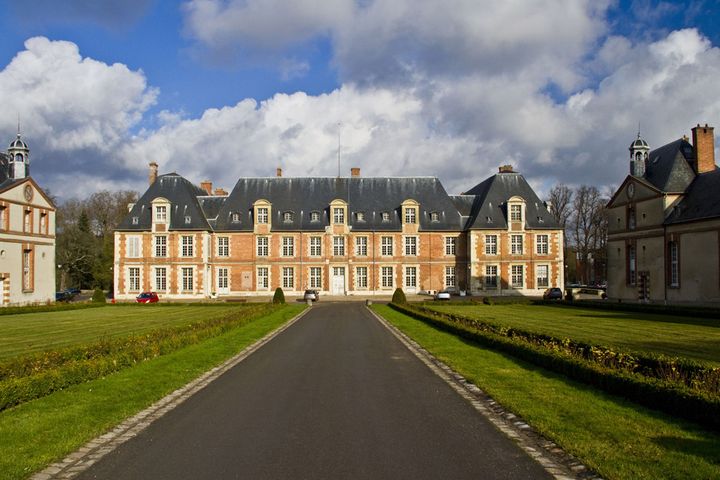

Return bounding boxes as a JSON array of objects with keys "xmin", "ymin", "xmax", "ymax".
[
  {"xmin": 333, "ymin": 207, "xmax": 345, "ymax": 224},
  {"xmin": 181, "ymin": 267, "xmax": 194, "ymax": 292},
  {"xmin": 511, "ymin": 264, "xmax": 524, "ymax": 288},
  {"xmin": 356, "ymin": 266, "xmax": 368, "ymax": 289},
  {"xmin": 256, "ymin": 207, "xmax": 269, "ymax": 224},
  {"xmin": 257, "ymin": 236, "xmax": 269, "ymax": 257},
  {"xmin": 181, "ymin": 235, "xmax": 194, "ymax": 257},
  {"xmin": 485, "ymin": 265, "xmax": 498, "ymax": 288},
  {"xmin": 155, "ymin": 205, "xmax": 167, "ymax": 223},
  {"xmin": 282, "ymin": 267, "xmax": 294, "ymax": 289},
  {"xmin": 510, "ymin": 204, "xmax": 522, "ymax": 222},
  {"xmin": 155, "ymin": 267, "xmax": 167, "ymax": 292},
  {"xmin": 282, "ymin": 236, "xmax": 295, "ymax": 257},
  {"xmin": 536, "ymin": 264, "xmax": 549, "ymax": 288},
  {"xmin": 128, "ymin": 267, "xmax": 141, "ymax": 291},
  {"xmin": 445, "ymin": 237, "xmax": 456, "ymax": 256},
  {"xmin": 127, "ymin": 236, "xmax": 141, "ymax": 258},
  {"xmin": 217, "ymin": 267, "xmax": 229, "ymax": 290},
  {"xmin": 381, "ymin": 236, "xmax": 393, "ymax": 256},
  {"xmin": 309, "ymin": 267, "xmax": 322, "ymax": 289},
  {"xmin": 405, "ymin": 207, "xmax": 416, "ymax": 224},
  {"xmin": 536, "ymin": 234, "xmax": 549, "ymax": 255},
  {"xmin": 445, "ymin": 266, "xmax": 456, "ymax": 289},
  {"xmin": 381, "ymin": 266, "xmax": 394, "ymax": 288},
  {"xmin": 333, "ymin": 236, "xmax": 345, "ymax": 256},
  {"xmin": 511, "ymin": 235, "xmax": 523, "ymax": 255},
  {"xmin": 309, "ymin": 236, "xmax": 322, "ymax": 257},
  {"xmin": 405, "ymin": 266, "xmax": 417, "ymax": 288},
  {"xmin": 154, "ymin": 235, "xmax": 167, "ymax": 258},
  {"xmin": 355, "ymin": 236, "xmax": 368, "ymax": 256},
  {"xmin": 257, "ymin": 267, "xmax": 269, "ymax": 290},
  {"xmin": 485, "ymin": 235, "xmax": 497, "ymax": 255},
  {"xmin": 217, "ymin": 236, "xmax": 229, "ymax": 257},
  {"xmin": 404, "ymin": 236, "xmax": 417, "ymax": 256}
]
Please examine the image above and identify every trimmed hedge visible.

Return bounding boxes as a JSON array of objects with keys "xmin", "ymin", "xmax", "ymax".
[
  {"xmin": 0, "ymin": 304, "xmax": 278, "ymax": 411},
  {"xmin": 532, "ymin": 298, "xmax": 720, "ymax": 319},
  {"xmin": 0, "ymin": 302, "xmax": 106, "ymax": 317},
  {"xmin": 389, "ymin": 302, "xmax": 720, "ymax": 430}
]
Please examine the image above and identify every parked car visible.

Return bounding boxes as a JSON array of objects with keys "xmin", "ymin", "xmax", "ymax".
[
  {"xmin": 55, "ymin": 291, "xmax": 71, "ymax": 302},
  {"xmin": 136, "ymin": 291, "xmax": 159, "ymax": 303},
  {"xmin": 66, "ymin": 287, "xmax": 81, "ymax": 295},
  {"xmin": 435, "ymin": 290, "xmax": 451, "ymax": 301},
  {"xmin": 303, "ymin": 289, "xmax": 320, "ymax": 302},
  {"xmin": 543, "ymin": 287, "xmax": 563, "ymax": 300}
]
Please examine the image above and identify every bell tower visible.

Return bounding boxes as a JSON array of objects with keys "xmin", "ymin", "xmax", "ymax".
[
  {"xmin": 8, "ymin": 132, "xmax": 29, "ymax": 180},
  {"xmin": 629, "ymin": 131, "xmax": 649, "ymax": 177}
]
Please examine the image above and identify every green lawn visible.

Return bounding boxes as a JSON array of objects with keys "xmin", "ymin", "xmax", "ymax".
[
  {"xmin": 425, "ymin": 303, "xmax": 720, "ymax": 365},
  {"xmin": 0, "ymin": 304, "xmax": 304, "ymax": 480},
  {"xmin": 0, "ymin": 305, "xmax": 247, "ymax": 360},
  {"xmin": 373, "ymin": 304, "xmax": 720, "ymax": 480}
]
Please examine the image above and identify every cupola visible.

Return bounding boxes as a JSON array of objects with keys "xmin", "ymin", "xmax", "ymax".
[
  {"xmin": 629, "ymin": 132, "xmax": 649, "ymax": 177},
  {"xmin": 8, "ymin": 133, "xmax": 29, "ymax": 180}
]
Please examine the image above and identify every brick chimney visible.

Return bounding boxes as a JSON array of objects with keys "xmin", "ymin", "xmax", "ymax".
[
  {"xmin": 351, "ymin": 167, "xmax": 360, "ymax": 177},
  {"xmin": 691, "ymin": 124, "xmax": 716, "ymax": 174},
  {"xmin": 214, "ymin": 187, "xmax": 228, "ymax": 196},
  {"xmin": 200, "ymin": 180, "xmax": 213, "ymax": 195},
  {"xmin": 149, "ymin": 162, "xmax": 158, "ymax": 185},
  {"xmin": 276, "ymin": 168, "xmax": 282, "ymax": 177},
  {"xmin": 498, "ymin": 165, "xmax": 514, "ymax": 173}
]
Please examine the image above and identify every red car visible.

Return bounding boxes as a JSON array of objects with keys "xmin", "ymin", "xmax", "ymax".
[{"xmin": 136, "ymin": 292, "xmax": 159, "ymax": 303}]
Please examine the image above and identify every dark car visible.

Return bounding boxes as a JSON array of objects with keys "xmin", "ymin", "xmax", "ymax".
[
  {"xmin": 543, "ymin": 287, "xmax": 563, "ymax": 300},
  {"xmin": 136, "ymin": 292, "xmax": 159, "ymax": 303},
  {"xmin": 55, "ymin": 291, "xmax": 70, "ymax": 302},
  {"xmin": 303, "ymin": 289, "xmax": 319, "ymax": 302},
  {"xmin": 66, "ymin": 287, "xmax": 81, "ymax": 295}
]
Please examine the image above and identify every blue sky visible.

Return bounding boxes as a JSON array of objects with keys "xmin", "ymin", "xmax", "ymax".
[{"xmin": 0, "ymin": 0, "xmax": 719, "ymax": 199}]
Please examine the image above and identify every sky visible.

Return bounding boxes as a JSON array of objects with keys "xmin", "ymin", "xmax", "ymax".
[{"xmin": 1, "ymin": 0, "xmax": 719, "ymax": 200}]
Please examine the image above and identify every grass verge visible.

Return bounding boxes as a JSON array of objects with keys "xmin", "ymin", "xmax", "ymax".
[
  {"xmin": 373, "ymin": 304, "xmax": 720, "ymax": 480},
  {"xmin": 0, "ymin": 304, "xmax": 304, "ymax": 480}
]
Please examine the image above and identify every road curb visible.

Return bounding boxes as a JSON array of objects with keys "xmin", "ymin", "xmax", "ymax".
[
  {"xmin": 31, "ymin": 306, "xmax": 312, "ymax": 480},
  {"xmin": 367, "ymin": 305, "xmax": 603, "ymax": 480}
]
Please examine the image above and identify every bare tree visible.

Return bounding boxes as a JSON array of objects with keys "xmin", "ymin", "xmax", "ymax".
[
  {"xmin": 570, "ymin": 185, "xmax": 606, "ymax": 284},
  {"xmin": 548, "ymin": 184, "xmax": 573, "ymax": 247}
]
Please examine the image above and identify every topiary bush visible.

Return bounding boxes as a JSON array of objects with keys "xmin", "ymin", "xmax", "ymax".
[
  {"xmin": 391, "ymin": 287, "xmax": 407, "ymax": 304},
  {"xmin": 92, "ymin": 288, "xmax": 106, "ymax": 303},
  {"xmin": 273, "ymin": 287, "xmax": 285, "ymax": 304}
]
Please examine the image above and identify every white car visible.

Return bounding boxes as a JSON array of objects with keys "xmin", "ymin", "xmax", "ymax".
[{"xmin": 435, "ymin": 290, "xmax": 451, "ymax": 300}]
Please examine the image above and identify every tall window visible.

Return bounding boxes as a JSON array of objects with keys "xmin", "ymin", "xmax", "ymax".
[
  {"xmin": 485, "ymin": 235, "xmax": 497, "ymax": 255},
  {"xmin": 40, "ymin": 213, "xmax": 47, "ymax": 234},
  {"xmin": 511, "ymin": 235, "xmax": 523, "ymax": 255},
  {"xmin": 127, "ymin": 236, "xmax": 141, "ymax": 258},
  {"xmin": 217, "ymin": 237, "xmax": 229, "ymax": 256},
  {"xmin": 669, "ymin": 242, "xmax": 679, "ymax": 287},
  {"xmin": 405, "ymin": 208, "xmax": 416, "ymax": 224},
  {"xmin": 154, "ymin": 236, "xmax": 167, "ymax": 257},
  {"xmin": 282, "ymin": 267, "xmax": 294, "ymax": 289},
  {"xmin": 282, "ymin": 237, "xmax": 295, "ymax": 257},
  {"xmin": 356, "ymin": 267, "xmax": 368, "ymax": 288},
  {"xmin": 536, "ymin": 265, "xmax": 549, "ymax": 288},
  {"xmin": 0, "ymin": 206, "xmax": 6, "ymax": 230},
  {"xmin": 22, "ymin": 249, "xmax": 33, "ymax": 291},
  {"xmin": 256, "ymin": 207, "xmax": 268, "ymax": 224},
  {"xmin": 485, "ymin": 265, "xmax": 498, "ymax": 288},
  {"xmin": 333, "ymin": 236, "xmax": 345, "ymax": 256},
  {"xmin": 309, "ymin": 267, "xmax": 322, "ymax": 289},
  {"xmin": 404, "ymin": 236, "xmax": 417, "ymax": 256},
  {"xmin": 381, "ymin": 236, "xmax": 393, "ymax": 256},
  {"xmin": 445, "ymin": 266, "xmax": 456, "ymax": 288},
  {"xmin": 445, "ymin": 237, "xmax": 456, "ymax": 256},
  {"xmin": 511, "ymin": 265, "xmax": 523, "ymax": 288},
  {"xmin": 181, "ymin": 235, "xmax": 194, "ymax": 257},
  {"xmin": 628, "ymin": 245, "xmax": 636, "ymax": 285},
  {"xmin": 510, "ymin": 204, "xmax": 522, "ymax": 222},
  {"xmin": 405, "ymin": 266, "xmax": 417, "ymax": 288},
  {"xmin": 23, "ymin": 210, "xmax": 31, "ymax": 233},
  {"xmin": 217, "ymin": 268, "xmax": 228, "ymax": 290},
  {"xmin": 129, "ymin": 267, "xmax": 140, "ymax": 291},
  {"xmin": 155, "ymin": 205, "xmax": 167, "ymax": 222},
  {"xmin": 628, "ymin": 207, "xmax": 636, "ymax": 230},
  {"xmin": 257, "ymin": 267, "xmax": 269, "ymax": 289},
  {"xmin": 182, "ymin": 267, "xmax": 194, "ymax": 291},
  {"xmin": 381, "ymin": 266, "xmax": 393, "ymax": 288},
  {"xmin": 309, "ymin": 236, "xmax": 321, "ymax": 257},
  {"xmin": 257, "ymin": 237, "xmax": 268, "ymax": 257},
  {"xmin": 536, "ymin": 235, "xmax": 549, "ymax": 255},
  {"xmin": 333, "ymin": 207, "xmax": 345, "ymax": 224},
  {"xmin": 356, "ymin": 236, "xmax": 368, "ymax": 256},
  {"xmin": 155, "ymin": 267, "xmax": 167, "ymax": 291}
]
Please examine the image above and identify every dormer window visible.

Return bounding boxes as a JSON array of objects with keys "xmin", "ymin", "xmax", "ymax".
[
  {"xmin": 401, "ymin": 200, "xmax": 419, "ymax": 226},
  {"xmin": 185, "ymin": 216, "xmax": 191, "ymax": 224},
  {"xmin": 381, "ymin": 212, "xmax": 390, "ymax": 222},
  {"xmin": 430, "ymin": 212, "xmax": 439, "ymax": 222},
  {"xmin": 510, "ymin": 204, "xmax": 522, "ymax": 222},
  {"xmin": 356, "ymin": 212, "xmax": 366, "ymax": 222},
  {"xmin": 132, "ymin": 216, "xmax": 139, "ymax": 225},
  {"xmin": 333, "ymin": 207, "xmax": 345, "ymax": 224},
  {"xmin": 155, "ymin": 205, "xmax": 167, "ymax": 222},
  {"xmin": 231, "ymin": 213, "xmax": 240, "ymax": 223},
  {"xmin": 310, "ymin": 211, "xmax": 320, "ymax": 222},
  {"xmin": 257, "ymin": 207, "xmax": 268, "ymax": 224},
  {"xmin": 405, "ymin": 208, "xmax": 416, "ymax": 224},
  {"xmin": 283, "ymin": 212, "xmax": 294, "ymax": 223},
  {"xmin": 486, "ymin": 216, "xmax": 492, "ymax": 223}
]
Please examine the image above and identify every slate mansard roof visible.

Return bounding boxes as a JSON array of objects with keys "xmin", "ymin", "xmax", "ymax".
[{"xmin": 118, "ymin": 171, "xmax": 559, "ymax": 233}]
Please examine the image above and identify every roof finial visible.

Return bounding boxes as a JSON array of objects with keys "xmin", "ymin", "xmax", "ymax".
[
  {"xmin": 17, "ymin": 114, "xmax": 20, "ymax": 137},
  {"xmin": 637, "ymin": 120, "xmax": 641, "ymax": 139}
]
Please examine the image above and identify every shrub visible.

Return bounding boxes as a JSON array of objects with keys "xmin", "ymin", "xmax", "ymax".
[
  {"xmin": 482, "ymin": 296, "xmax": 493, "ymax": 305},
  {"xmin": 391, "ymin": 288, "xmax": 407, "ymax": 305},
  {"xmin": 91, "ymin": 288, "xmax": 106, "ymax": 303},
  {"xmin": 273, "ymin": 287, "xmax": 285, "ymax": 304}
]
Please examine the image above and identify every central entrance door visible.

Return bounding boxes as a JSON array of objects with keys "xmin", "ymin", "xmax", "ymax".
[
  {"xmin": 331, "ymin": 267, "xmax": 345, "ymax": 295},
  {"xmin": 217, "ymin": 268, "xmax": 229, "ymax": 295}
]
